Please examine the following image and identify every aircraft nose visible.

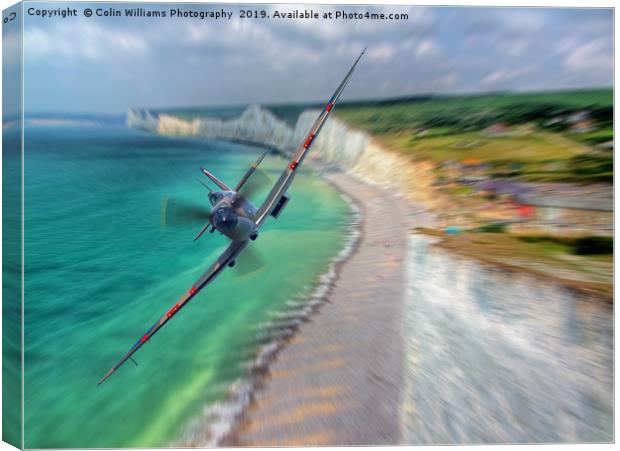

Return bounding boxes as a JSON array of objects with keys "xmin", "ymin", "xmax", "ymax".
[{"xmin": 212, "ymin": 207, "xmax": 238, "ymax": 231}]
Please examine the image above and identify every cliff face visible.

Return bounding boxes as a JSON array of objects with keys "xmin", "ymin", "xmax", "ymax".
[
  {"xmin": 128, "ymin": 106, "xmax": 296, "ymax": 152},
  {"xmin": 126, "ymin": 106, "xmax": 439, "ymax": 207},
  {"xmin": 158, "ymin": 114, "xmax": 200, "ymax": 136},
  {"xmin": 127, "ymin": 109, "xmax": 159, "ymax": 132},
  {"xmin": 294, "ymin": 110, "xmax": 439, "ymax": 207}
]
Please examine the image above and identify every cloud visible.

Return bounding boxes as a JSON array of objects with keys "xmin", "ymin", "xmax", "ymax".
[
  {"xmin": 495, "ymin": 38, "xmax": 528, "ymax": 57},
  {"xmin": 415, "ymin": 39, "xmax": 440, "ymax": 58},
  {"xmin": 564, "ymin": 38, "xmax": 613, "ymax": 73},
  {"xmin": 467, "ymin": 8, "xmax": 547, "ymax": 36},
  {"xmin": 495, "ymin": 9, "xmax": 547, "ymax": 34},
  {"xmin": 22, "ymin": 5, "xmax": 613, "ymax": 113},
  {"xmin": 367, "ymin": 44, "xmax": 395, "ymax": 62},
  {"xmin": 480, "ymin": 69, "xmax": 509, "ymax": 86},
  {"xmin": 24, "ymin": 23, "xmax": 148, "ymax": 61},
  {"xmin": 437, "ymin": 72, "xmax": 459, "ymax": 89},
  {"xmin": 478, "ymin": 64, "xmax": 539, "ymax": 89}
]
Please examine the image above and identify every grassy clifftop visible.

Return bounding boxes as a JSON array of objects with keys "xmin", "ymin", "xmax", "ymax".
[
  {"xmin": 335, "ymin": 89, "xmax": 612, "ymax": 183},
  {"xmin": 335, "ymin": 89, "xmax": 612, "ymax": 136}
]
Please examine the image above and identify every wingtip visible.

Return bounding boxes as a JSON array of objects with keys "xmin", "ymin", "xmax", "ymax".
[{"xmin": 98, "ymin": 368, "xmax": 114, "ymax": 386}]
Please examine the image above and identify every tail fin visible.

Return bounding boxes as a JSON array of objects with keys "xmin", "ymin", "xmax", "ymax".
[
  {"xmin": 235, "ymin": 150, "xmax": 269, "ymax": 192},
  {"xmin": 200, "ymin": 167, "xmax": 231, "ymax": 191}
]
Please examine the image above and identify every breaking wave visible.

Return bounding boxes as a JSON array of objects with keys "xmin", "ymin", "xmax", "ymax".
[{"xmin": 174, "ymin": 190, "xmax": 362, "ymax": 447}]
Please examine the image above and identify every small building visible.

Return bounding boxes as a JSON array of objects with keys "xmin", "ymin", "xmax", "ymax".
[
  {"xmin": 570, "ymin": 119, "xmax": 596, "ymax": 133},
  {"xmin": 483, "ymin": 122, "xmax": 511, "ymax": 136},
  {"xmin": 513, "ymin": 201, "xmax": 536, "ymax": 219},
  {"xmin": 513, "ymin": 192, "xmax": 612, "ymax": 234},
  {"xmin": 567, "ymin": 110, "xmax": 590, "ymax": 124}
]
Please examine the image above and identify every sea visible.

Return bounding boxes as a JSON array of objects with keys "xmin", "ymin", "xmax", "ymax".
[{"xmin": 20, "ymin": 123, "xmax": 352, "ymax": 448}]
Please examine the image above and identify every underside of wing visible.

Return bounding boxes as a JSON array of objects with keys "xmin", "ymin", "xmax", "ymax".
[{"xmin": 98, "ymin": 239, "xmax": 248, "ymax": 385}]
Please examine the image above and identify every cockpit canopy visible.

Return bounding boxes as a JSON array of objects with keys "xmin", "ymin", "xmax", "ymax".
[{"xmin": 208, "ymin": 191, "xmax": 236, "ymax": 206}]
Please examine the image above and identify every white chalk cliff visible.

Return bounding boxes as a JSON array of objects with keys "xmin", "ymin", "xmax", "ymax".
[{"xmin": 127, "ymin": 106, "xmax": 438, "ymax": 207}]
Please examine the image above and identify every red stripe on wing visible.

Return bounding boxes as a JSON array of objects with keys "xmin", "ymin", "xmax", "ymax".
[{"xmin": 303, "ymin": 134, "xmax": 315, "ymax": 149}]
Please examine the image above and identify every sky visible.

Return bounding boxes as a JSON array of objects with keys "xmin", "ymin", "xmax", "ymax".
[{"xmin": 21, "ymin": 2, "xmax": 614, "ymax": 114}]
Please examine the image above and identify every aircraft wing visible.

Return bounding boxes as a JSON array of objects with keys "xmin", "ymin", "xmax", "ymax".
[
  {"xmin": 97, "ymin": 239, "xmax": 248, "ymax": 385},
  {"xmin": 253, "ymin": 48, "xmax": 365, "ymax": 228}
]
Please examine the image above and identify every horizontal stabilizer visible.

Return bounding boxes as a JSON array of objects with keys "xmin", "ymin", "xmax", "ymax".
[{"xmin": 200, "ymin": 167, "xmax": 231, "ymax": 191}]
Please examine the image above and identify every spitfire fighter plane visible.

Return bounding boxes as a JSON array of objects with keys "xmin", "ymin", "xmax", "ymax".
[{"xmin": 98, "ymin": 49, "xmax": 365, "ymax": 385}]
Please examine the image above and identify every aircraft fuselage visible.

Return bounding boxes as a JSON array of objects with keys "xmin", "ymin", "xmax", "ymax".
[{"xmin": 208, "ymin": 191, "xmax": 258, "ymax": 241}]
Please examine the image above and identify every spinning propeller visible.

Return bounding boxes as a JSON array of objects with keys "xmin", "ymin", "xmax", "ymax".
[{"xmin": 160, "ymin": 164, "xmax": 274, "ymax": 276}]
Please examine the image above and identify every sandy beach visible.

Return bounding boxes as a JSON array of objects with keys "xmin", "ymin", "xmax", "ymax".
[
  {"xmin": 224, "ymin": 165, "xmax": 613, "ymax": 446},
  {"xmin": 227, "ymin": 168, "xmax": 431, "ymax": 446}
]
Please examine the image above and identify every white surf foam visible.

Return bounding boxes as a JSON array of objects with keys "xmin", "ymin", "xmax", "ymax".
[{"xmin": 174, "ymin": 190, "xmax": 362, "ymax": 447}]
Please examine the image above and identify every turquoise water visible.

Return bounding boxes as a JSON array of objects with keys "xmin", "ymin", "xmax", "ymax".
[
  {"xmin": 3, "ymin": 126, "xmax": 23, "ymax": 448},
  {"xmin": 22, "ymin": 125, "xmax": 350, "ymax": 448}
]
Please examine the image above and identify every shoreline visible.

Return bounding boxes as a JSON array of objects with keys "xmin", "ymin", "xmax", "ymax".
[
  {"xmin": 175, "ymin": 163, "xmax": 364, "ymax": 447},
  {"xmin": 224, "ymin": 165, "xmax": 426, "ymax": 446}
]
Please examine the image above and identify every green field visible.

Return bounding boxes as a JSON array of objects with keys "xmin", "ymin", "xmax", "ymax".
[
  {"xmin": 335, "ymin": 88, "xmax": 613, "ymax": 182},
  {"xmin": 377, "ymin": 130, "xmax": 585, "ymax": 163},
  {"xmin": 336, "ymin": 89, "xmax": 612, "ymax": 135}
]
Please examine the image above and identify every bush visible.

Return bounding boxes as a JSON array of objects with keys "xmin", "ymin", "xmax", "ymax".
[
  {"xmin": 574, "ymin": 236, "xmax": 613, "ymax": 255},
  {"xmin": 475, "ymin": 223, "xmax": 506, "ymax": 233}
]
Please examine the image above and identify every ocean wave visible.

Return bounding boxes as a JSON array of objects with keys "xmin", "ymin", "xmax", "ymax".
[{"xmin": 174, "ymin": 188, "xmax": 362, "ymax": 447}]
